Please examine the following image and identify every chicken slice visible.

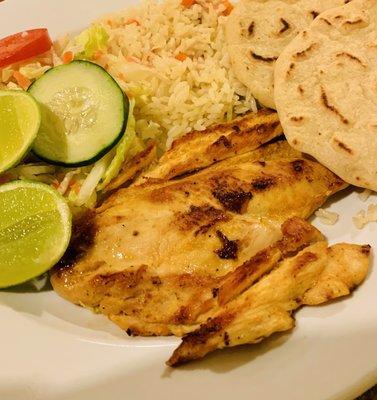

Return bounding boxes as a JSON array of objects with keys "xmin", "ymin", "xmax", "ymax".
[
  {"xmin": 167, "ymin": 243, "xmax": 371, "ymax": 366},
  {"xmin": 140, "ymin": 109, "xmax": 283, "ymax": 181}
]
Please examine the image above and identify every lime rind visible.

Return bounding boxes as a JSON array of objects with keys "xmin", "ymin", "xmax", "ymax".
[
  {"xmin": 0, "ymin": 90, "xmax": 41, "ymax": 173},
  {"xmin": 0, "ymin": 180, "xmax": 71, "ymax": 288}
]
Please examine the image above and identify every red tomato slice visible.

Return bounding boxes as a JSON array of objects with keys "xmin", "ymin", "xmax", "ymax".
[{"xmin": 0, "ymin": 28, "xmax": 52, "ymax": 68}]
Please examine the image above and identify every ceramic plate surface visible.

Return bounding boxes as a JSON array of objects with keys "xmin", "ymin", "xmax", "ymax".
[{"xmin": 0, "ymin": 1, "xmax": 376, "ymax": 399}]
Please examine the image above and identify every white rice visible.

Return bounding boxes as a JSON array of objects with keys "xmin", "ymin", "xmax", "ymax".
[
  {"xmin": 353, "ymin": 204, "xmax": 377, "ymax": 229},
  {"xmin": 315, "ymin": 208, "xmax": 339, "ymax": 226},
  {"xmin": 94, "ymin": 0, "xmax": 257, "ymax": 148}
]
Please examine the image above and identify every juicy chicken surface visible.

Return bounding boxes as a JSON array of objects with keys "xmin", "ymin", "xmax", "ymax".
[{"xmin": 50, "ymin": 110, "xmax": 369, "ymax": 366}]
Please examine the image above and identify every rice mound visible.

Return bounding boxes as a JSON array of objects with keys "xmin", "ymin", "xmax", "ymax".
[{"xmin": 95, "ymin": 0, "xmax": 257, "ymax": 148}]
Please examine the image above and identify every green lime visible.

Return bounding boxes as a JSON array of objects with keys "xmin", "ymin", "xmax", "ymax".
[
  {"xmin": 0, "ymin": 180, "xmax": 72, "ymax": 288},
  {"xmin": 0, "ymin": 90, "xmax": 41, "ymax": 173}
]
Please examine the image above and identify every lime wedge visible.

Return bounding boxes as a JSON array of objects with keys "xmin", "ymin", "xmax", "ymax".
[
  {"xmin": 0, "ymin": 180, "xmax": 71, "ymax": 288},
  {"xmin": 0, "ymin": 90, "xmax": 41, "ymax": 173}
]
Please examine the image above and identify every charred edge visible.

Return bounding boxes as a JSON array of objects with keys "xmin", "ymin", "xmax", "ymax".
[
  {"xmin": 251, "ymin": 51, "xmax": 278, "ymax": 63},
  {"xmin": 56, "ymin": 210, "xmax": 97, "ymax": 268},
  {"xmin": 279, "ymin": 18, "xmax": 290, "ymax": 34},
  {"xmin": 248, "ymin": 21, "xmax": 255, "ymax": 35},
  {"xmin": 310, "ymin": 10, "xmax": 319, "ymax": 19},
  {"xmin": 294, "ymin": 43, "xmax": 317, "ymax": 59},
  {"xmin": 232, "ymin": 124, "xmax": 241, "ymax": 133},
  {"xmin": 321, "ymin": 86, "xmax": 349, "ymax": 124},
  {"xmin": 212, "ymin": 287, "xmax": 219, "ymax": 298},
  {"xmin": 334, "ymin": 139, "xmax": 353, "ymax": 154},
  {"xmin": 361, "ymin": 245, "xmax": 371, "ymax": 255},
  {"xmin": 171, "ymin": 168, "xmax": 202, "ymax": 180},
  {"xmin": 215, "ymin": 230, "xmax": 239, "ymax": 260},
  {"xmin": 181, "ymin": 314, "xmax": 235, "ymax": 346},
  {"xmin": 248, "ymin": 120, "xmax": 280, "ymax": 136},
  {"xmin": 336, "ymin": 52, "xmax": 365, "ymax": 67},
  {"xmin": 212, "ymin": 135, "xmax": 232, "ymax": 148},
  {"xmin": 212, "ymin": 188, "xmax": 253, "ymax": 214},
  {"xmin": 251, "ymin": 177, "xmax": 276, "ymax": 191},
  {"xmin": 292, "ymin": 252, "xmax": 318, "ymax": 276}
]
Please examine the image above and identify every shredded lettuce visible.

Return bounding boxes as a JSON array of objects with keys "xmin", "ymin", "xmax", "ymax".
[
  {"xmin": 19, "ymin": 63, "xmax": 51, "ymax": 80},
  {"xmin": 97, "ymin": 99, "xmax": 136, "ymax": 191},
  {"xmin": 75, "ymin": 25, "xmax": 109, "ymax": 59}
]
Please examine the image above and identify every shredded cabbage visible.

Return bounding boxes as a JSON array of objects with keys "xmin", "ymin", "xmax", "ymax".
[
  {"xmin": 19, "ymin": 63, "xmax": 51, "ymax": 80},
  {"xmin": 97, "ymin": 99, "xmax": 136, "ymax": 190},
  {"xmin": 75, "ymin": 25, "xmax": 109, "ymax": 59},
  {"xmin": 74, "ymin": 152, "xmax": 113, "ymax": 207}
]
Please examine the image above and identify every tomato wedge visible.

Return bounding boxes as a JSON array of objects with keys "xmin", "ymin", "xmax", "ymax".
[{"xmin": 0, "ymin": 28, "xmax": 52, "ymax": 68}]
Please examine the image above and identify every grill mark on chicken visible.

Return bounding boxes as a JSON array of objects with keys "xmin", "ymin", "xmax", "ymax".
[
  {"xmin": 92, "ymin": 266, "xmax": 147, "ymax": 289},
  {"xmin": 215, "ymin": 231, "xmax": 239, "ymax": 260},
  {"xmin": 250, "ymin": 51, "xmax": 278, "ymax": 63},
  {"xmin": 212, "ymin": 187, "xmax": 253, "ymax": 213},
  {"xmin": 320, "ymin": 86, "xmax": 349, "ymax": 125},
  {"xmin": 279, "ymin": 18, "xmax": 290, "ymax": 34},
  {"xmin": 251, "ymin": 176, "xmax": 276, "ymax": 191},
  {"xmin": 292, "ymin": 252, "xmax": 318, "ymax": 276},
  {"xmin": 250, "ymin": 121, "xmax": 280, "ymax": 136},
  {"xmin": 212, "ymin": 135, "xmax": 232, "ymax": 149},
  {"xmin": 176, "ymin": 205, "xmax": 229, "ymax": 234}
]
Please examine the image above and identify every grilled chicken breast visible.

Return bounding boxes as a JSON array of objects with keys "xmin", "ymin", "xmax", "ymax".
[
  {"xmin": 52, "ymin": 139, "xmax": 346, "ymax": 336},
  {"xmin": 51, "ymin": 110, "xmax": 369, "ymax": 366}
]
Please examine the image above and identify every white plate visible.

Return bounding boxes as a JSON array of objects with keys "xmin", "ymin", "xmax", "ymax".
[{"xmin": 0, "ymin": 1, "xmax": 376, "ymax": 399}]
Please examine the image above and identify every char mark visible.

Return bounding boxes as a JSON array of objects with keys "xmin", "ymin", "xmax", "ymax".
[
  {"xmin": 251, "ymin": 177, "xmax": 276, "ymax": 191},
  {"xmin": 212, "ymin": 135, "xmax": 232, "ymax": 149},
  {"xmin": 212, "ymin": 187, "xmax": 252, "ymax": 214},
  {"xmin": 279, "ymin": 18, "xmax": 290, "ymax": 34},
  {"xmin": 320, "ymin": 86, "xmax": 349, "ymax": 125},
  {"xmin": 333, "ymin": 139, "xmax": 353, "ymax": 154},
  {"xmin": 310, "ymin": 10, "xmax": 319, "ymax": 19},
  {"xmin": 336, "ymin": 52, "xmax": 366, "ymax": 67},
  {"xmin": 294, "ymin": 43, "xmax": 317, "ymax": 59},
  {"xmin": 248, "ymin": 21, "xmax": 255, "ymax": 35},
  {"xmin": 215, "ymin": 230, "xmax": 239, "ymax": 260},
  {"xmin": 251, "ymin": 51, "xmax": 278, "ymax": 63}
]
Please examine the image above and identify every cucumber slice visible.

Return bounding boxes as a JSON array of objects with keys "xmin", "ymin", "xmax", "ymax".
[{"xmin": 28, "ymin": 60, "xmax": 128, "ymax": 167}]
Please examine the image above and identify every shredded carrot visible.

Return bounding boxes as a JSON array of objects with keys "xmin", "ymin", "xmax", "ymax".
[
  {"xmin": 62, "ymin": 51, "xmax": 74, "ymax": 64},
  {"xmin": 12, "ymin": 71, "xmax": 31, "ymax": 90},
  {"xmin": 92, "ymin": 51, "xmax": 103, "ymax": 60},
  {"xmin": 126, "ymin": 56, "xmax": 140, "ymax": 63},
  {"xmin": 125, "ymin": 18, "xmax": 140, "ymax": 26},
  {"xmin": 175, "ymin": 52, "xmax": 188, "ymax": 62},
  {"xmin": 222, "ymin": 0, "xmax": 234, "ymax": 15},
  {"xmin": 181, "ymin": 0, "xmax": 196, "ymax": 7},
  {"xmin": 70, "ymin": 182, "xmax": 81, "ymax": 194}
]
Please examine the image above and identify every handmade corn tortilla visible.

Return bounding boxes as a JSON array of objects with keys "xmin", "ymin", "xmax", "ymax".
[
  {"xmin": 274, "ymin": 0, "xmax": 377, "ymax": 190},
  {"xmin": 225, "ymin": 0, "xmax": 351, "ymax": 109}
]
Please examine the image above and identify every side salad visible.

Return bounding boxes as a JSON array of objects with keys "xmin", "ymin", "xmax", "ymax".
[
  {"xmin": 0, "ymin": 26, "xmax": 148, "ymax": 287},
  {"xmin": 0, "ymin": 25, "xmax": 146, "ymax": 212}
]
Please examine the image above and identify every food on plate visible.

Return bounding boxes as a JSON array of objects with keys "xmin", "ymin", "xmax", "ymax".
[
  {"xmin": 28, "ymin": 60, "xmax": 129, "ymax": 166},
  {"xmin": 0, "ymin": 29, "xmax": 52, "ymax": 68},
  {"xmin": 353, "ymin": 204, "xmax": 377, "ymax": 229},
  {"xmin": 314, "ymin": 208, "xmax": 339, "ymax": 226},
  {"xmin": 0, "ymin": 180, "xmax": 71, "ymax": 288},
  {"xmin": 274, "ymin": 0, "xmax": 377, "ymax": 191},
  {"xmin": 141, "ymin": 109, "xmax": 283, "ymax": 181},
  {"xmin": 225, "ymin": 0, "xmax": 350, "ymax": 109},
  {"xmin": 0, "ymin": 90, "xmax": 40, "ymax": 173},
  {"xmin": 168, "ymin": 241, "xmax": 371, "ymax": 366},
  {"xmin": 51, "ymin": 115, "xmax": 347, "ymax": 338}
]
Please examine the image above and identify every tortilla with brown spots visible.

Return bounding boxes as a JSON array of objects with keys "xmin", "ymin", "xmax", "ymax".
[
  {"xmin": 225, "ymin": 0, "xmax": 351, "ymax": 109},
  {"xmin": 274, "ymin": 0, "xmax": 377, "ymax": 190}
]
